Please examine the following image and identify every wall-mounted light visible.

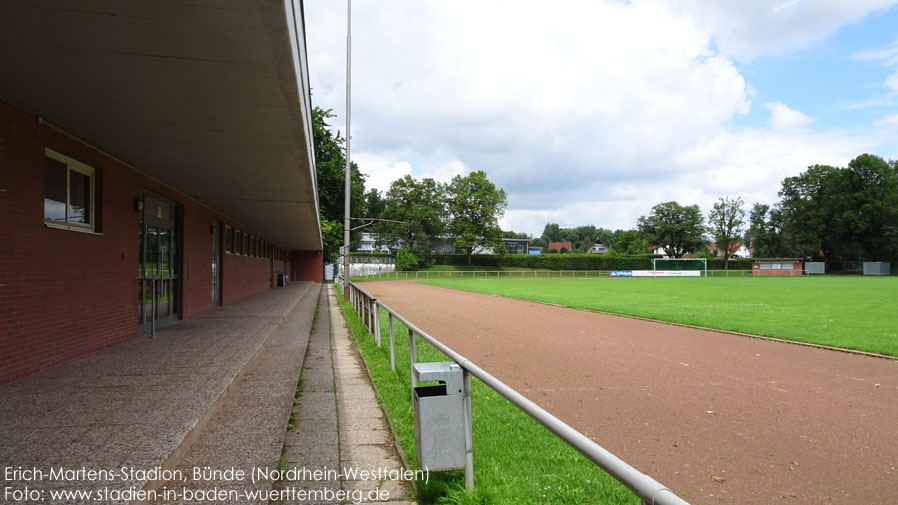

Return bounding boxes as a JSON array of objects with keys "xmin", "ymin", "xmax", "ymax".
[{"xmin": 135, "ymin": 199, "xmax": 144, "ymax": 212}]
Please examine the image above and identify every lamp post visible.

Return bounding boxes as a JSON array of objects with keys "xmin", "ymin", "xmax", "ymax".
[{"xmin": 343, "ymin": 0, "xmax": 352, "ymax": 299}]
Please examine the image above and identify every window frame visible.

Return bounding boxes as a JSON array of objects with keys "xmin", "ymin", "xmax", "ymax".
[
  {"xmin": 44, "ymin": 148, "xmax": 97, "ymax": 232},
  {"xmin": 224, "ymin": 226, "xmax": 232, "ymax": 254}
]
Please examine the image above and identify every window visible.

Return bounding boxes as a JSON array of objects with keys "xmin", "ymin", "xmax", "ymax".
[
  {"xmin": 243, "ymin": 233, "xmax": 248, "ymax": 256},
  {"xmin": 235, "ymin": 230, "xmax": 242, "ymax": 255},
  {"xmin": 44, "ymin": 149, "xmax": 95, "ymax": 230},
  {"xmin": 224, "ymin": 226, "xmax": 232, "ymax": 254}
]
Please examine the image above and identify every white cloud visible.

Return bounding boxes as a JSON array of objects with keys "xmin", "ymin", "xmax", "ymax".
[
  {"xmin": 886, "ymin": 70, "xmax": 898, "ymax": 92},
  {"xmin": 420, "ymin": 159, "xmax": 466, "ymax": 184},
  {"xmin": 305, "ymin": 0, "xmax": 898, "ymax": 236},
  {"xmin": 353, "ymin": 152, "xmax": 411, "ymax": 193},
  {"xmin": 764, "ymin": 102, "xmax": 814, "ymax": 130},
  {"xmin": 665, "ymin": 0, "xmax": 898, "ymax": 60}
]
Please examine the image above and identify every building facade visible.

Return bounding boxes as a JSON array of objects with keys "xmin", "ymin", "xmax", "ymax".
[{"xmin": 0, "ymin": 1, "xmax": 323, "ymax": 384}]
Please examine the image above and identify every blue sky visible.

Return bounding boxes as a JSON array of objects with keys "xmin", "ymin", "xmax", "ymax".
[
  {"xmin": 735, "ymin": 6, "xmax": 898, "ymax": 131},
  {"xmin": 306, "ymin": 1, "xmax": 898, "ymax": 236}
]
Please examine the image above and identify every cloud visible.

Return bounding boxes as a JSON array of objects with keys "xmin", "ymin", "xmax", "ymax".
[
  {"xmin": 665, "ymin": 0, "xmax": 898, "ymax": 60},
  {"xmin": 305, "ymin": 0, "xmax": 898, "ymax": 236},
  {"xmin": 886, "ymin": 70, "xmax": 898, "ymax": 92},
  {"xmin": 764, "ymin": 102, "xmax": 814, "ymax": 130},
  {"xmin": 352, "ymin": 153, "xmax": 411, "ymax": 193}
]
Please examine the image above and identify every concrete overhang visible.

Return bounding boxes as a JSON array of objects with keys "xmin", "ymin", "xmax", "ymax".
[{"xmin": 0, "ymin": 0, "xmax": 321, "ymax": 251}]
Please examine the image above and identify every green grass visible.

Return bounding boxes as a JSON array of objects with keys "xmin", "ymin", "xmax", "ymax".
[
  {"xmin": 335, "ymin": 286, "xmax": 638, "ymax": 505},
  {"xmin": 417, "ymin": 276, "xmax": 898, "ymax": 356}
]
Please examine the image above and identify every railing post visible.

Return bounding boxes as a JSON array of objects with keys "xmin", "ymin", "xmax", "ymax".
[
  {"xmin": 389, "ymin": 313, "xmax": 395, "ymax": 372},
  {"xmin": 462, "ymin": 368, "xmax": 474, "ymax": 491},
  {"xmin": 374, "ymin": 301, "xmax": 381, "ymax": 347},
  {"xmin": 409, "ymin": 328, "xmax": 416, "ymax": 405}
]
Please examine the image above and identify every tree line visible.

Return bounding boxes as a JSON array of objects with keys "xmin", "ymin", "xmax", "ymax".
[
  {"xmin": 315, "ymin": 107, "xmax": 897, "ymax": 269},
  {"xmin": 518, "ymin": 154, "xmax": 897, "ymax": 269}
]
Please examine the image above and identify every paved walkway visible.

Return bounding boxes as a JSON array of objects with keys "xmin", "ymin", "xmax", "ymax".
[
  {"xmin": 275, "ymin": 288, "xmax": 414, "ymax": 504},
  {"xmin": 1, "ymin": 282, "xmax": 415, "ymax": 504}
]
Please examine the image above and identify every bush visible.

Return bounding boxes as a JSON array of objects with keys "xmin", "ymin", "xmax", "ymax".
[
  {"xmin": 395, "ymin": 249, "xmax": 419, "ymax": 271},
  {"xmin": 425, "ymin": 253, "xmax": 756, "ymax": 271}
]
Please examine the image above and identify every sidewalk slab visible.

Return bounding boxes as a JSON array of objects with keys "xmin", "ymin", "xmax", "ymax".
[
  {"xmin": 275, "ymin": 287, "xmax": 415, "ymax": 505},
  {"xmin": 0, "ymin": 282, "xmax": 317, "ymax": 502}
]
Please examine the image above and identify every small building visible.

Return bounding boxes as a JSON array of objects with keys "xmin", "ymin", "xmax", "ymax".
[
  {"xmin": 548, "ymin": 241, "xmax": 573, "ymax": 253},
  {"xmin": 502, "ymin": 238, "xmax": 530, "ymax": 255},
  {"xmin": 751, "ymin": 258, "xmax": 804, "ymax": 276},
  {"xmin": 588, "ymin": 239, "xmax": 609, "ymax": 254}
]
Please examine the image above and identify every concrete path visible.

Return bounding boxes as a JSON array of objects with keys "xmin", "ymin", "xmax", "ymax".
[
  {"xmin": 0, "ymin": 282, "xmax": 317, "ymax": 503},
  {"xmin": 274, "ymin": 288, "xmax": 415, "ymax": 504}
]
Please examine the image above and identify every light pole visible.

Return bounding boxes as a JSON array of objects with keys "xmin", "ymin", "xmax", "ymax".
[{"xmin": 343, "ymin": 0, "xmax": 351, "ymax": 299}]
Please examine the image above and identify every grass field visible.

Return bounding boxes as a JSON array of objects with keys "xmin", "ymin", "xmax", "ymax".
[
  {"xmin": 336, "ymin": 287, "xmax": 639, "ymax": 505},
  {"xmin": 417, "ymin": 276, "xmax": 898, "ymax": 357}
]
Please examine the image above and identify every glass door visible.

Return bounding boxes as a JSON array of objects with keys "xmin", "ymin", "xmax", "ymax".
[
  {"xmin": 138, "ymin": 192, "xmax": 180, "ymax": 331},
  {"xmin": 212, "ymin": 221, "xmax": 222, "ymax": 306}
]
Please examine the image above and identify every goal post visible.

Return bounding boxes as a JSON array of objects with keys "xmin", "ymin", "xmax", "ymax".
[{"xmin": 651, "ymin": 258, "xmax": 707, "ymax": 277}]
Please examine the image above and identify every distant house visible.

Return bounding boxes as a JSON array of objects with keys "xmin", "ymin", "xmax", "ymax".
[
  {"xmin": 357, "ymin": 232, "xmax": 392, "ymax": 253},
  {"xmin": 708, "ymin": 242, "xmax": 751, "ymax": 259},
  {"xmin": 751, "ymin": 258, "xmax": 803, "ymax": 276},
  {"xmin": 548, "ymin": 241, "xmax": 572, "ymax": 252},
  {"xmin": 588, "ymin": 239, "xmax": 609, "ymax": 254}
]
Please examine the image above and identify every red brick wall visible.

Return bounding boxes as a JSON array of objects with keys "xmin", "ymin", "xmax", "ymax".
[
  {"xmin": 0, "ymin": 98, "xmax": 320, "ymax": 384},
  {"xmin": 290, "ymin": 251, "xmax": 323, "ymax": 282},
  {"xmin": 751, "ymin": 261, "xmax": 804, "ymax": 276}
]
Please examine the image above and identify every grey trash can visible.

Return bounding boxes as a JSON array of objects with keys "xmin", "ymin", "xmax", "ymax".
[{"xmin": 413, "ymin": 362, "xmax": 466, "ymax": 471}]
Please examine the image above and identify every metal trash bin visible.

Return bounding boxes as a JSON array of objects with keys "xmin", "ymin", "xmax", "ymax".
[{"xmin": 413, "ymin": 362, "xmax": 466, "ymax": 471}]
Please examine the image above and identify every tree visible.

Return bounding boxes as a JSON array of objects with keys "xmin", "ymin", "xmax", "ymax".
[
  {"xmin": 610, "ymin": 229, "xmax": 649, "ymax": 255},
  {"xmin": 748, "ymin": 203, "xmax": 783, "ymax": 258},
  {"xmin": 541, "ymin": 223, "xmax": 563, "ymax": 243},
  {"xmin": 446, "ymin": 171, "xmax": 508, "ymax": 264},
  {"xmin": 379, "ymin": 176, "xmax": 446, "ymax": 266},
  {"xmin": 312, "ymin": 107, "xmax": 367, "ymax": 257},
  {"xmin": 707, "ymin": 196, "xmax": 745, "ymax": 269},
  {"xmin": 637, "ymin": 201, "xmax": 705, "ymax": 258},
  {"xmin": 777, "ymin": 154, "xmax": 898, "ymax": 263},
  {"xmin": 364, "ymin": 189, "xmax": 387, "ymax": 220}
]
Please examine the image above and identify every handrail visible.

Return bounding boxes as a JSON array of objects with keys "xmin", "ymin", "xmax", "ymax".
[{"xmin": 346, "ymin": 280, "xmax": 689, "ymax": 505}]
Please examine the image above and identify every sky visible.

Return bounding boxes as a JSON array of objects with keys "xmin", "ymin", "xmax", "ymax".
[{"xmin": 304, "ymin": 0, "xmax": 898, "ymax": 237}]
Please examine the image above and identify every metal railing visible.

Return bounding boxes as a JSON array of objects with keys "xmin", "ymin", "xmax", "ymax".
[{"xmin": 344, "ymin": 279, "xmax": 690, "ymax": 505}]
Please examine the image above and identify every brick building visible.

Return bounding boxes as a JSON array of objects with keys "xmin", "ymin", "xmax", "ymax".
[{"xmin": 0, "ymin": 1, "xmax": 322, "ymax": 384}]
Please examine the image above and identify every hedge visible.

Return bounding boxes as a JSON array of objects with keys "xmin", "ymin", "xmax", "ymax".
[{"xmin": 431, "ymin": 254, "xmax": 752, "ymax": 271}]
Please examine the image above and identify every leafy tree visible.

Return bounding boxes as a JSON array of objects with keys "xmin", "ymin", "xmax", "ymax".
[
  {"xmin": 380, "ymin": 175, "xmax": 446, "ymax": 266},
  {"xmin": 502, "ymin": 230, "xmax": 530, "ymax": 239},
  {"xmin": 364, "ymin": 189, "xmax": 387, "ymax": 220},
  {"xmin": 707, "ymin": 196, "xmax": 745, "ymax": 269},
  {"xmin": 541, "ymin": 223, "xmax": 563, "ymax": 243},
  {"xmin": 610, "ymin": 229, "xmax": 649, "ymax": 255},
  {"xmin": 777, "ymin": 154, "xmax": 898, "ymax": 263},
  {"xmin": 395, "ymin": 248, "xmax": 419, "ymax": 271},
  {"xmin": 320, "ymin": 219, "xmax": 343, "ymax": 263},
  {"xmin": 312, "ymin": 107, "xmax": 367, "ymax": 256},
  {"xmin": 637, "ymin": 201, "xmax": 705, "ymax": 258},
  {"xmin": 446, "ymin": 171, "xmax": 508, "ymax": 264}
]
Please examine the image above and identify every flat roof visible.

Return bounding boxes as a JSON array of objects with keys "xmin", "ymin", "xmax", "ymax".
[{"xmin": 0, "ymin": 0, "xmax": 321, "ymax": 250}]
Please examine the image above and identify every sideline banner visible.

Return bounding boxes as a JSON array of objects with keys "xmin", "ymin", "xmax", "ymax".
[{"xmin": 611, "ymin": 270, "xmax": 701, "ymax": 277}]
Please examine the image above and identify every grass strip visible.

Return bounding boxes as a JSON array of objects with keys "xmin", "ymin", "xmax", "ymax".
[
  {"xmin": 335, "ymin": 285, "xmax": 638, "ymax": 505},
  {"xmin": 418, "ymin": 276, "xmax": 898, "ymax": 357}
]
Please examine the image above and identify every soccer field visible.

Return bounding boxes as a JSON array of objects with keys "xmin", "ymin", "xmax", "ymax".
[{"xmin": 419, "ymin": 276, "xmax": 898, "ymax": 356}]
